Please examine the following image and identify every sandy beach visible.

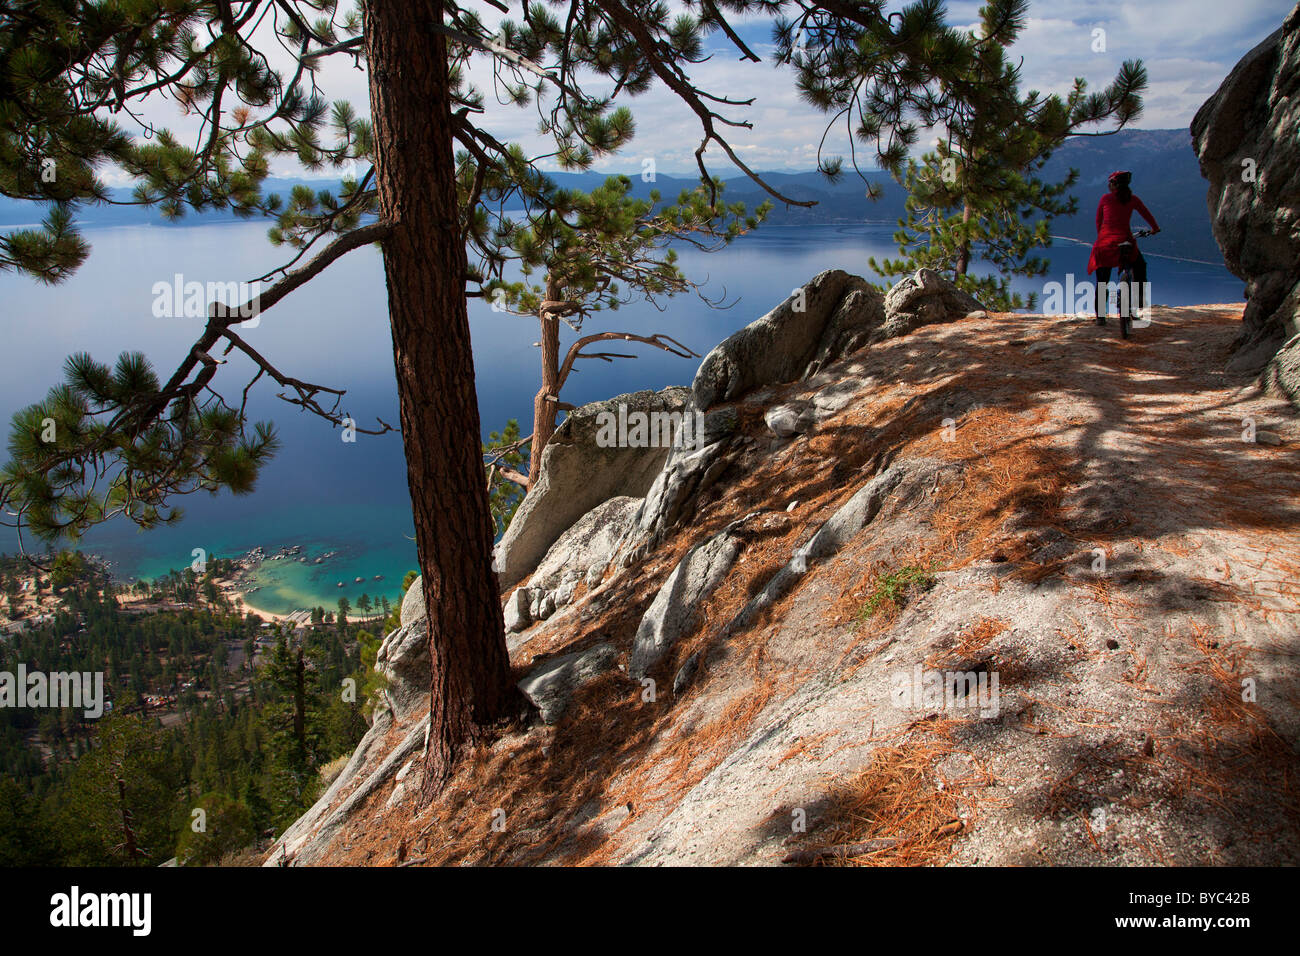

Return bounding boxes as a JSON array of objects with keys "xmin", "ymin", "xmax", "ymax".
[{"xmin": 235, "ymin": 588, "xmax": 388, "ymax": 628}]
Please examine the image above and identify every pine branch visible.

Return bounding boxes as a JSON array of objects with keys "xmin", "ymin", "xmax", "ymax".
[{"xmin": 556, "ymin": 331, "xmax": 699, "ymax": 392}]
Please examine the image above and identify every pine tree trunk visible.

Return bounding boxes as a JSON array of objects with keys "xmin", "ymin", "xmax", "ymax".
[
  {"xmin": 116, "ymin": 776, "xmax": 141, "ymax": 861},
  {"xmin": 293, "ymin": 647, "xmax": 306, "ymax": 761},
  {"xmin": 528, "ymin": 277, "xmax": 563, "ymax": 486},
  {"xmin": 955, "ymin": 202, "xmax": 973, "ymax": 276},
  {"xmin": 364, "ymin": 0, "xmax": 523, "ymax": 797}
]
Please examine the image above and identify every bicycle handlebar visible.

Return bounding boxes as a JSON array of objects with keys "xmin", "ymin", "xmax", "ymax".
[{"xmin": 1133, "ymin": 228, "xmax": 1155, "ymax": 238}]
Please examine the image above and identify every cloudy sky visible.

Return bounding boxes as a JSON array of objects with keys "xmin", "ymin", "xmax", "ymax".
[{"xmin": 118, "ymin": 0, "xmax": 1295, "ymax": 181}]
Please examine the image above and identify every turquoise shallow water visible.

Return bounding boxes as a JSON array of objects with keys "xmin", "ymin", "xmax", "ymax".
[{"xmin": 122, "ymin": 500, "xmax": 418, "ymax": 614}]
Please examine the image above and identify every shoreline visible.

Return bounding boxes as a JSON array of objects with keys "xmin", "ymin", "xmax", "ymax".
[
  {"xmin": 210, "ymin": 542, "xmax": 402, "ymax": 623},
  {"xmin": 234, "ymin": 585, "xmax": 390, "ymax": 628},
  {"xmin": 236, "ymin": 597, "xmax": 302, "ymax": 624}
]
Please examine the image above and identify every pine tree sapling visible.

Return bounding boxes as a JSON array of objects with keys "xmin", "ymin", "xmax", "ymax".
[
  {"xmin": 483, "ymin": 175, "xmax": 769, "ymax": 486},
  {"xmin": 782, "ymin": 0, "xmax": 1146, "ymax": 311}
]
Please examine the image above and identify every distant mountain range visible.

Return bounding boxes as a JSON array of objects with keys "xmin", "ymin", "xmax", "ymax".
[
  {"xmin": 673, "ymin": 128, "xmax": 1215, "ymax": 263},
  {"xmin": 0, "ymin": 128, "xmax": 1220, "ymax": 265}
]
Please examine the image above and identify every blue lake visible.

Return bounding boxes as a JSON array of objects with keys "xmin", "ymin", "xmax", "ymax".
[{"xmin": 0, "ymin": 220, "xmax": 1245, "ymax": 612}]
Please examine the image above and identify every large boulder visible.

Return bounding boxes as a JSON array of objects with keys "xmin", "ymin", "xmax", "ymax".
[
  {"xmin": 878, "ymin": 268, "xmax": 986, "ymax": 340},
  {"xmin": 629, "ymin": 529, "xmax": 743, "ymax": 679},
  {"xmin": 517, "ymin": 642, "xmax": 618, "ymax": 724},
  {"xmin": 1191, "ymin": 3, "xmax": 1300, "ymax": 396},
  {"xmin": 400, "ymin": 576, "xmax": 426, "ymax": 628},
  {"xmin": 504, "ymin": 496, "xmax": 642, "ymax": 635},
  {"xmin": 495, "ymin": 387, "xmax": 691, "ymax": 587},
  {"xmin": 614, "ymin": 439, "xmax": 730, "ymax": 567},
  {"xmin": 374, "ymin": 621, "xmax": 429, "ymax": 722},
  {"xmin": 765, "ymin": 402, "xmax": 816, "ymax": 438},
  {"xmin": 503, "ymin": 587, "xmax": 531, "ymax": 633},
  {"xmin": 350, "ymin": 577, "xmax": 431, "ymax": 722},
  {"xmin": 1264, "ymin": 332, "xmax": 1300, "ymax": 403},
  {"xmin": 690, "ymin": 268, "xmax": 986, "ymax": 410},
  {"xmin": 527, "ymin": 495, "xmax": 640, "ymax": 591},
  {"xmin": 692, "ymin": 270, "xmax": 886, "ymax": 408}
]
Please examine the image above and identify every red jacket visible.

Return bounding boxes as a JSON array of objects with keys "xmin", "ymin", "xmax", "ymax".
[{"xmin": 1088, "ymin": 192, "xmax": 1159, "ymax": 273}]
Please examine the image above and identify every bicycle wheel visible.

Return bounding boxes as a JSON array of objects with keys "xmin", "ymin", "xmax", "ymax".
[{"xmin": 1118, "ymin": 267, "xmax": 1132, "ymax": 338}]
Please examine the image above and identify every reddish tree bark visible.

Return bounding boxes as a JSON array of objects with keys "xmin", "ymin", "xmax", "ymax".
[
  {"xmin": 364, "ymin": 0, "xmax": 523, "ymax": 796},
  {"xmin": 116, "ymin": 776, "xmax": 142, "ymax": 861},
  {"xmin": 528, "ymin": 277, "xmax": 564, "ymax": 485}
]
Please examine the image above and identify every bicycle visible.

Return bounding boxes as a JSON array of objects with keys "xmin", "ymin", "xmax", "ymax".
[{"xmin": 1111, "ymin": 228, "xmax": 1154, "ymax": 339}]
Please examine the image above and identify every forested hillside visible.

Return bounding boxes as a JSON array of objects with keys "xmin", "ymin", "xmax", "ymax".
[{"xmin": 0, "ymin": 554, "xmax": 383, "ymax": 866}]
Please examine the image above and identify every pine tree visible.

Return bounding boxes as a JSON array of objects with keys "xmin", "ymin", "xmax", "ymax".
[
  {"xmin": 174, "ymin": 792, "xmax": 255, "ymax": 865},
  {"xmin": 483, "ymin": 419, "xmax": 528, "ymax": 537},
  {"xmin": 48, "ymin": 712, "xmax": 183, "ymax": 866},
  {"xmin": 481, "ymin": 175, "xmax": 769, "ymax": 487},
  {"xmin": 258, "ymin": 636, "xmax": 324, "ymax": 823},
  {"xmin": 0, "ymin": 776, "xmax": 54, "ymax": 865},
  {"xmin": 855, "ymin": 1, "xmax": 1148, "ymax": 309}
]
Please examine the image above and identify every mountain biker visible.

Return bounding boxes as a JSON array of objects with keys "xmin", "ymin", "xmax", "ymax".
[{"xmin": 1087, "ymin": 170, "xmax": 1160, "ymax": 323}]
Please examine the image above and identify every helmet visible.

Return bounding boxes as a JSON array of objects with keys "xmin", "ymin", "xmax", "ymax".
[{"xmin": 1108, "ymin": 170, "xmax": 1132, "ymax": 186}]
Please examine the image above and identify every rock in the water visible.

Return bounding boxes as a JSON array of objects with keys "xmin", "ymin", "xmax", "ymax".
[
  {"xmin": 503, "ymin": 587, "xmax": 531, "ymax": 632},
  {"xmin": 375, "ymin": 621, "xmax": 430, "ymax": 721},
  {"xmin": 629, "ymin": 529, "xmax": 743, "ymax": 678},
  {"xmin": 518, "ymin": 642, "xmax": 618, "ymax": 724},
  {"xmin": 692, "ymin": 270, "xmax": 885, "ymax": 409},
  {"xmin": 1191, "ymin": 4, "xmax": 1300, "ymax": 396},
  {"xmin": 878, "ymin": 269, "xmax": 986, "ymax": 341},
  {"xmin": 495, "ymin": 387, "xmax": 691, "ymax": 587}
]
